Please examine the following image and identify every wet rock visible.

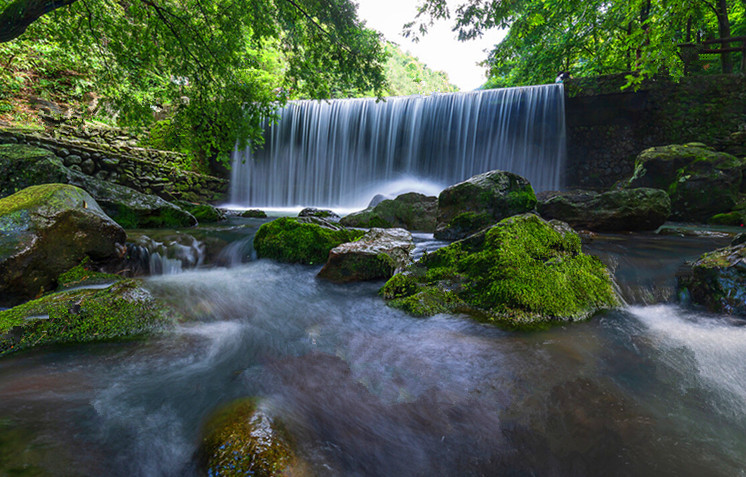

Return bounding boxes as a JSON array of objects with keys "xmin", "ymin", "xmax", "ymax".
[
  {"xmin": 318, "ymin": 228, "xmax": 414, "ymax": 283},
  {"xmin": 382, "ymin": 214, "xmax": 619, "ymax": 328},
  {"xmin": 254, "ymin": 217, "xmax": 365, "ymax": 265},
  {"xmin": 434, "ymin": 170, "xmax": 537, "ymax": 240},
  {"xmin": 677, "ymin": 241, "xmax": 746, "ymax": 315},
  {"xmin": 198, "ymin": 398, "xmax": 303, "ymax": 476},
  {"xmin": 340, "ymin": 192, "xmax": 437, "ymax": 232},
  {"xmin": 81, "ymin": 158, "xmax": 95, "ymax": 175},
  {"xmin": 0, "ymin": 278, "xmax": 178, "ymax": 356},
  {"xmin": 298, "ymin": 207, "xmax": 340, "ymax": 221},
  {"xmin": 0, "ymin": 184, "xmax": 127, "ymax": 307},
  {"xmin": 367, "ymin": 194, "xmax": 391, "ymax": 208},
  {"xmin": 625, "ymin": 144, "xmax": 746, "ymax": 222},
  {"xmin": 537, "ymin": 188, "xmax": 671, "ymax": 231}
]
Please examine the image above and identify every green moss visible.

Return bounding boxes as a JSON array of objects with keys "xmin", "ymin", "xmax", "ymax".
[
  {"xmin": 199, "ymin": 399, "xmax": 297, "ymax": 477},
  {"xmin": 253, "ymin": 217, "xmax": 365, "ymax": 265},
  {"xmin": 389, "ymin": 288, "xmax": 462, "ymax": 317},
  {"xmin": 0, "ymin": 279, "xmax": 177, "ymax": 356},
  {"xmin": 56, "ymin": 257, "xmax": 121, "ymax": 289},
  {"xmin": 173, "ymin": 201, "xmax": 223, "ymax": 223},
  {"xmin": 707, "ymin": 211, "xmax": 743, "ymax": 226},
  {"xmin": 0, "ymin": 183, "xmax": 84, "ymax": 218},
  {"xmin": 382, "ymin": 214, "xmax": 619, "ymax": 329}
]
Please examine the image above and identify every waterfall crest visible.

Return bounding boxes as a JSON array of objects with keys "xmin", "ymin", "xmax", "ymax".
[{"xmin": 230, "ymin": 84, "xmax": 566, "ymax": 209}]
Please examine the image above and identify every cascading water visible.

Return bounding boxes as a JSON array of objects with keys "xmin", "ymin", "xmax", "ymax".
[{"xmin": 230, "ymin": 85, "xmax": 566, "ymax": 209}]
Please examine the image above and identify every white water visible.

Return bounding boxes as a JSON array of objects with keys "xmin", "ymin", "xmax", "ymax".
[{"xmin": 231, "ymin": 85, "xmax": 566, "ymax": 209}]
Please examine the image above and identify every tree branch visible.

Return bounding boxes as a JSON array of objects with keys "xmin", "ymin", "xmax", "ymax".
[{"xmin": 0, "ymin": 0, "xmax": 78, "ymax": 42}]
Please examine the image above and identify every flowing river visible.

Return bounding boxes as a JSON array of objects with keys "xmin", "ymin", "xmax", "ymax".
[{"xmin": 1, "ymin": 220, "xmax": 745, "ymax": 476}]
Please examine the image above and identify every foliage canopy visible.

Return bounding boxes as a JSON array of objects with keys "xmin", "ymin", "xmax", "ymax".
[
  {"xmin": 407, "ymin": 0, "xmax": 746, "ymax": 88},
  {"xmin": 0, "ymin": 0, "xmax": 388, "ymax": 163}
]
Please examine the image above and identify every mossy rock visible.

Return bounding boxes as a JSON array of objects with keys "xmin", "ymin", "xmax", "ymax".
[
  {"xmin": 0, "ymin": 144, "xmax": 72, "ymax": 198},
  {"xmin": 677, "ymin": 242, "xmax": 746, "ymax": 315},
  {"xmin": 73, "ymin": 177, "xmax": 197, "ymax": 229},
  {"xmin": 173, "ymin": 200, "xmax": 225, "ymax": 223},
  {"xmin": 253, "ymin": 217, "xmax": 365, "ymax": 265},
  {"xmin": 0, "ymin": 184, "xmax": 126, "ymax": 307},
  {"xmin": 317, "ymin": 228, "xmax": 414, "ymax": 283},
  {"xmin": 56, "ymin": 257, "xmax": 122, "ymax": 290},
  {"xmin": 435, "ymin": 170, "xmax": 537, "ymax": 240},
  {"xmin": 382, "ymin": 214, "xmax": 619, "ymax": 329},
  {"xmin": 198, "ymin": 399, "xmax": 302, "ymax": 477},
  {"xmin": 0, "ymin": 279, "xmax": 178, "ymax": 356},
  {"xmin": 537, "ymin": 188, "xmax": 671, "ymax": 231},
  {"xmin": 625, "ymin": 144, "xmax": 746, "ymax": 222},
  {"xmin": 707, "ymin": 211, "xmax": 744, "ymax": 226},
  {"xmin": 240, "ymin": 209, "xmax": 268, "ymax": 218},
  {"xmin": 340, "ymin": 192, "xmax": 437, "ymax": 232}
]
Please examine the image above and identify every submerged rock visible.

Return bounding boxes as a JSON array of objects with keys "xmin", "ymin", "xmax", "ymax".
[
  {"xmin": 0, "ymin": 278, "xmax": 178, "ymax": 356},
  {"xmin": 624, "ymin": 144, "xmax": 746, "ymax": 222},
  {"xmin": 537, "ymin": 188, "xmax": 671, "ymax": 231},
  {"xmin": 382, "ymin": 214, "xmax": 619, "ymax": 328},
  {"xmin": 318, "ymin": 228, "xmax": 415, "ymax": 283},
  {"xmin": 253, "ymin": 217, "xmax": 364, "ymax": 265},
  {"xmin": 340, "ymin": 192, "xmax": 437, "ymax": 232},
  {"xmin": 677, "ymin": 242, "xmax": 746, "ymax": 315},
  {"xmin": 0, "ymin": 184, "xmax": 126, "ymax": 307},
  {"xmin": 434, "ymin": 170, "xmax": 537, "ymax": 240},
  {"xmin": 198, "ymin": 398, "xmax": 303, "ymax": 477}
]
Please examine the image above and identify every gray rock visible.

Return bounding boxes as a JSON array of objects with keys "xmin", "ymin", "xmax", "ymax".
[
  {"xmin": 298, "ymin": 207, "xmax": 340, "ymax": 221},
  {"xmin": 677, "ymin": 242, "xmax": 746, "ymax": 315},
  {"xmin": 318, "ymin": 228, "xmax": 415, "ymax": 283},
  {"xmin": 65, "ymin": 154, "xmax": 82, "ymax": 166}
]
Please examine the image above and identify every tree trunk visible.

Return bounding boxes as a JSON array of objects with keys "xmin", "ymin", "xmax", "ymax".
[
  {"xmin": 0, "ymin": 0, "xmax": 77, "ymax": 42},
  {"xmin": 716, "ymin": 0, "xmax": 733, "ymax": 73}
]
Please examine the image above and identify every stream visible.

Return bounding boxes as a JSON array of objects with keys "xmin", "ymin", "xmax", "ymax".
[{"xmin": 1, "ymin": 220, "xmax": 745, "ymax": 476}]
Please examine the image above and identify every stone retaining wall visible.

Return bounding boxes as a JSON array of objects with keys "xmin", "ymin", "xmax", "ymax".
[
  {"xmin": 564, "ymin": 74, "xmax": 746, "ymax": 189},
  {"xmin": 0, "ymin": 129, "xmax": 228, "ymax": 203}
]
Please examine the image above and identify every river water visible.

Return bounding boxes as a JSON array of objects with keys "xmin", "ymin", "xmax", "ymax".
[{"xmin": 1, "ymin": 223, "xmax": 745, "ymax": 476}]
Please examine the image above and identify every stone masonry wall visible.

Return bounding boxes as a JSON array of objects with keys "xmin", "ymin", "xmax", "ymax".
[
  {"xmin": 0, "ymin": 128, "xmax": 228, "ymax": 203},
  {"xmin": 564, "ymin": 74, "xmax": 746, "ymax": 190}
]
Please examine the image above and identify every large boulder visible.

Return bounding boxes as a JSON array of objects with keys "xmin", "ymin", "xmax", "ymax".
[
  {"xmin": 0, "ymin": 144, "xmax": 196, "ymax": 229},
  {"xmin": 0, "ymin": 278, "xmax": 178, "ymax": 356},
  {"xmin": 70, "ymin": 176, "xmax": 197, "ymax": 229},
  {"xmin": 173, "ymin": 200, "xmax": 225, "ymax": 223},
  {"xmin": 434, "ymin": 170, "xmax": 537, "ymax": 240},
  {"xmin": 0, "ymin": 184, "xmax": 127, "ymax": 307},
  {"xmin": 537, "ymin": 188, "xmax": 671, "ymax": 231},
  {"xmin": 340, "ymin": 192, "xmax": 438, "ymax": 232},
  {"xmin": 198, "ymin": 399, "xmax": 304, "ymax": 476},
  {"xmin": 253, "ymin": 217, "xmax": 365, "ymax": 265},
  {"xmin": 625, "ymin": 144, "xmax": 746, "ymax": 222},
  {"xmin": 677, "ymin": 238, "xmax": 746, "ymax": 315},
  {"xmin": 381, "ymin": 214, "xmax": 619, "ymax": 329},
  {"xmin": 317, "ymin": 228, "xmax": 415, "ymax": 283}
]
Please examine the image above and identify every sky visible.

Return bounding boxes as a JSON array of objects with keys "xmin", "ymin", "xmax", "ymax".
[{"xmin": 355, "ymin": 0, "xmax": 504, "ymax": 91}]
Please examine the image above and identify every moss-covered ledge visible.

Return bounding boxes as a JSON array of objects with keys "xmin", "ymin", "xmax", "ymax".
[
  {"xmin": 381, "ymin": 214, "xmax": 619, "ymax": 329},
  {"xmin": 0, "ymin": 278, "xmax": 179, "ymax": 356}
]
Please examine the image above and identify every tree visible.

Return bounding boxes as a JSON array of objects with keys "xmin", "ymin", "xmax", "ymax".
[
  {"xmin": 405, "ymin": 0, "xmax": 745, "ymax": 87},
  {"xmin": 0, "ymin": 0, "xmax": 387, "ymax": 163}
]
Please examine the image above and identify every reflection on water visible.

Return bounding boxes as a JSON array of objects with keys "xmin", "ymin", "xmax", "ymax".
[{"xmin": 0, "ymin": 235, "xmax": 745, "ymax": 475}]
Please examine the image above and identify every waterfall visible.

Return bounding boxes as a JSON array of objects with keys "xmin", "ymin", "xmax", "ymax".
[{"xmin": 230, "ymin": 84, "xmax": 566, "ymax": 209}]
